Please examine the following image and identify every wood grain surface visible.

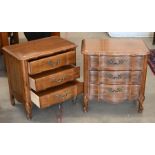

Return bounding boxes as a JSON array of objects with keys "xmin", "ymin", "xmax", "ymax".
[
  {"xmin": 29, "ymin": 65, "xmax": 80, "ymax": 92},
  {"xmin": 3, "ymin": 36, "xmax": 76, "ymax": 60},
  {"xmin": 88, "ymin": 55, "xmax": 144, "ymax": 70},
  {"xmin": 82, "ymin": 39, "xmax": 149, "ymax": 55},
  {"xmin": 3, "ymin": 36, "xmax": 82, "ymax": 119},
  {"xmin": 82, "ymin": 39, "xmax": 150, "ymax": 112},
  {"xmin": 89, "ymin": 70, "xmax": 141, "ymax": 84},
  {"xmin": 31, "ymin": 81, "xmax": 83, "ymax": 108},
  {"xmin": 28, "ymin": 50, "xmax": 76, "ymax": 75}
]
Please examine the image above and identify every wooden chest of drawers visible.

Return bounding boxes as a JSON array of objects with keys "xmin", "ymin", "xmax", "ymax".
[
  {"xmin": 81, "ymin": 39, "xmax": 150, "ymax": 112},
  {"xmin": 3, "ymin": 36, "xmax": 83, "ymax": 119}
]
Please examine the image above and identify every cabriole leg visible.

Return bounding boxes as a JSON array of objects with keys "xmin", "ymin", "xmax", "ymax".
[
  {"xmin": 25, "ymin": 102, "xmax": 32, "ymax": 120},
  {"xmin": 9, "ymin": 91, "xmax": 15, "ymax": 106},
  {"xmin": 138, "ymin": 96, "xmax": 145, "ymax": 113},
  {"xmin": 83, "ymin": 95, "xmax": 88, "ymax": 112}
]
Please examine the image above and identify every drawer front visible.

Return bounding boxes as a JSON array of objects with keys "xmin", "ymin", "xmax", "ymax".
[
  {"xmin": 89, "ymin": 71, "xmax": 141, "ymax": 84},
  {"xmin": 30, "ymin": 81, "xmax": 83, "ymax": 108},
  {"xmin": 89, "ymin": 56, "xmax": 143, "ymax": 70},
  {"xmin": 28, "ymin": 51, "xmax": 76, "ymax": 75},
  {"xmin": 29, "ymin": 66, "xmax": 80, "ymax": 92},
  {"xmin": 89, "ymin": 84, "xmax": 140, "ymax": 103}
]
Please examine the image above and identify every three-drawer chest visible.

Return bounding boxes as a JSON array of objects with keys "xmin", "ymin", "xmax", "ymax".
[
  {"xmin": 3, "ymin": 36, "xmax": 83, "ymax": 119},
  {"xmin": 81, "ymin": 39, "xmax": 150, "ymax": 112}
]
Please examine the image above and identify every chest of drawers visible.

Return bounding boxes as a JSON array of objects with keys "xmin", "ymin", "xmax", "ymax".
[
  {"xmin": 81, "ymin": 39, "xmax": 150, "ymax": 112},
  {"xmin": 3, "ymin": 36, "xmax": 83, "ymax": 119}
]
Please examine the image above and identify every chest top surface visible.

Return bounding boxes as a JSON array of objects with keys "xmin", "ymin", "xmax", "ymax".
[
  {"xmin": 2, "ymin": 36, "xmax": 76, "ymax": 60},
  {"xmin": 82, "ymin": 39, "xmax": 150, "ymax": 56}
]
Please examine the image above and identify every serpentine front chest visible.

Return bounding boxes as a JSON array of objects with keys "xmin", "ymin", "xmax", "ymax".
[{"xmin": 81, "ymin": 39, "xmax": 150, "ymax": 112}]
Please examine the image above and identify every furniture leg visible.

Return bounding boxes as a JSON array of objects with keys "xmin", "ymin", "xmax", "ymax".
[
  {"xmin": 138, "ymin": 96, "xmax": 145, "ymax": 113},
  {"xmin": 25, "ymin": 102, "xmax": 32, "ymax": 119},
  {"xmin": 56, "ymin": 103, "xmax": 63, "ymax": 123},
  {"xmin": 9, "ymin": 91, "xmax": 15, "ymax": 106},
  {"xmin": 83, "ymin": 95, "xmax": 88, "ymax": 112},
  {"xmin": 22, "ymin": 61, "xmax": 32, "ymax": 119},
  {"xmin": 83, "ymin": 54, "xmax": 89, "ymax": 112},
  {"xmin": 7, "ymin": 78, "xmax": 15, "ymax": 106},
  {"xmin": 4, "ymin": 52, "xmax": 15, "ymax": 105},
  {"xmin": 138, "ymin": 55, "xmax": 147, "ymax": 113},
  {"xmin": 7, "ymin": 76, "xmax": 15, "ymax": 106}
]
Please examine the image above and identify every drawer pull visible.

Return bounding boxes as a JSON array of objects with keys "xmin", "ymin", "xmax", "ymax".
[
  {"xmin": 51, "ymin": 75, "xmax": 67, "ymax": 83},
  {"xmin": 55, "ymin": 90, "xmax": 71, "ymax": 100},
  {"xmin": 106, "ymin": 58, "xmax": 126, "ymax": 65},
  {"xmin": 104, "ymin": 73, "xmax": 128, "ymax": 80},
  {"xmin": 107, "ymin": 87, "xmax": 124, "ymax": 93},
  {"xmin": 48, "ymin": 59, "xmax": 61, "ymax": 67}
]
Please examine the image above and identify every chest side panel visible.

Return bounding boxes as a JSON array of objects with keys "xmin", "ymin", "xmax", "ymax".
[{"xmin": 4, "ymin": 53, "xmax": 26, "ymax": 102}]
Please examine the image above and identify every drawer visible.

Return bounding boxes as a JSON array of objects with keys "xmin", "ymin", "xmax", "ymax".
[
  {"xmin": 29, "ymin": 65, "xmax": 80, "ymax": 92},
  {"xmin": 89, "ymin": 84, "xmax": 140, "ymax": 103},
  {"xmin": 30, "ymin": 81, "xmax": 83, "ymax": 108},
  {"xmin": 28, "ymin": 51, "xmax": 76, "ymax": 75},
  {"xmin": 89, "ymin": 71, "xmax": 141, "ymax": 84},
  {"xmin": 89, "ymin": 56, "xmax": 143, "ymax": 70}
]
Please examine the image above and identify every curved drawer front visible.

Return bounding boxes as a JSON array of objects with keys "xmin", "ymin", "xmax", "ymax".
[
  {"xmin": 30, "ymin": 81, "xmax": 83, "ymax": 108},
  {"xmin": 89, "ymin": 84, "xmax": 140, "ymax": 103},
  {"xmin": 29, "ymin": 66, "xmax": 80, "ymax": 92},
  {"xmin": 28, "ymin": 51, "xmax": 76, "ymax": 75},
  {"xmin": 89, "ymin": 71, "xmax": 141, "ymax": 84},
  {"xmin": 89, "ymin": 56, "xmax": 143, "ymax": 70}
]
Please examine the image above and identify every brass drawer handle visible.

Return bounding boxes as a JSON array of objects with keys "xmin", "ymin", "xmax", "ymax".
[
  {"xmin": 104, "ymin": 73, "xmax": 122, "ymax": 80},
  {"xmin": 51, "ymin": 75, "xmax": 67, "ymax": 83},
  {"xmin": 107, "ymin": 87, "xmax": 124, "ymax": 93},
  {"xmin": 48, "ymin": 59, "xmax": 61, "ymax": 67},
  {"xmin": 104, "ymin": 73, "xmax": 128, "ymax": 80},
  {"xmin": 106, "ymin": 58, "xmax": 126, "ymax": 65},
  {"xmin": 55, "ymin": 90, "xmax": 71, "ymax": 99}
]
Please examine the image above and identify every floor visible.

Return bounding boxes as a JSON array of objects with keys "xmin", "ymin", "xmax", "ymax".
[{"xmin": 0, "ymin": 32, "xmax": 155, "ymax": 123}]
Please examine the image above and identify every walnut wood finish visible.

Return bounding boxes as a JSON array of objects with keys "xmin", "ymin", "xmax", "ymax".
[
  {"xmin": 28, "ymin": 50, "xmax": 76, "ymax": 75},
  {"xmin": 138, "ymin": 55, "xmax": 148, "ymax": 112},
  {"xmin": 83, "ymin": 55, "xmax": 89, "ymax": 112},
  {"xmin": 82, "ymin": 39, "xmax": 150, "ymax": 113},
  {"xmin": 89, "ymin": 84, "xmax": 140, "ymax": 102},
  {"xmin": 29, "ymin": 65, "xmax": 80, "ymax": 92},
  {"xmin": 88, "ymin": 56, "xmax": 143, "ymax": 70},
  {"xmin": 4, "ymin": 53, "xmax": 25, "ymax": 103},
  {"xmin": 1, "ymin": 32, "xmax": 59, "ymax": 54},
  {"xmin": 89, "ymin": 70, "xmax": 141, "ymax": 85},
  {"xmin": 82, "ymin": 39, "xmax": 149, "ymax": 55},
  {"xmin": 31, "ymin": 81, "xmax": 83, "ymax": 108},
  {"xmin": 3, "ymin": 36, "xmax": 82, "ymax": 119},
  {"xmin": 3, "ymin": 36, "xmax": 76, "ymax": 60}
]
